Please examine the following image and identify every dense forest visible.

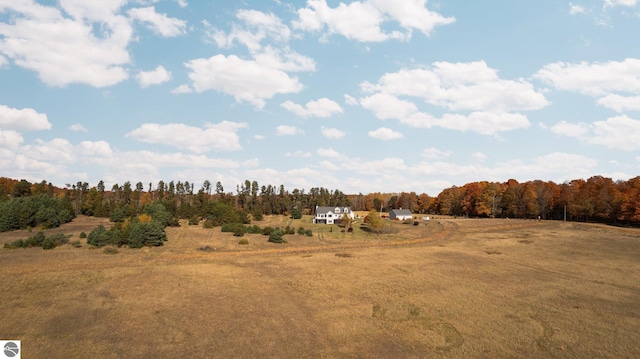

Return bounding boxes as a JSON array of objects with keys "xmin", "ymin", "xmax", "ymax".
[{"xmin": 1, "ymin": 175, "xmax": 639, "ymax": 233}]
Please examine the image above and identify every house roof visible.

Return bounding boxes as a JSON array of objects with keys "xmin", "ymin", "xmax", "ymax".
[
  {"xmin": 316, "ymin": 206, "xmax": 352, "ymax": 214},
  {"xmin": 390, "ymin": 209, "xmax": 412, "ymax": 216}
]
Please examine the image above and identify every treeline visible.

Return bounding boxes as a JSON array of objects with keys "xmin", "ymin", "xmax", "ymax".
[
  {"xmin": 0, "ymin": 178, "xmax": 351, "ymax": 223},
  {"xmin": 434, "ymin": 176, "xmax": 640, "ymax": 224},
  {"xmin": 2, "ymin": 175, "xmax": 640, "ymax": 230},
  {"xmin": 0, "ymin": 194, "xmax": 74, "ymax": 232}
]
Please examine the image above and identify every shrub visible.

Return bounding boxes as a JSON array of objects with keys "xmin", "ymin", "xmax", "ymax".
[
  {"xmin": 87, "ymin": 225, "xmax": 114, "ymax": 248},
  {"xmin": 285, "ymin": 226, "xmax": 295, "ymax": 235},
  {"xmin": 238, "ymin": 238, "xmax": 249, "ymax": 245},
  {"xmin": 48, "ymin": 233, "xmax": 71, "ymax": 246},
  {"xmin": 189, "ymin": 216, "xmax": 200, "ymax": 225},
  {"xmin": 70, "ymin": 240, "xmax": 82, "ymax": 248},
  {"xmin": 268, "ymin": 228, "xmax": 284, "ymax": 243},
  {"xmin": 305, "ymin": 229, "xmax": 313, "ymax": 236},
  {"xmin": 203, "ymin": 219, "xmax": 215, "ymax": 228},
  {"xmin": 245, "ymin": 225, "xmax": 262, "ymax": 234},
  {"xmin": 252, "ymin": 208, "xmax": 263, "ymax": 221},
  {"xmin": 262, "ymin": 226, "xmax": 274, "ymax": 235},
  {"xmin": 297, "ymin": 227, "xmax": 306, "ymax": 235},
  {"xmin": 220, "ymin": 223, "xmax": 234, "ymax": 232},
  {"xmin": 42, "ymin": 238, "xmax": 55, "ymax": 250},
  {"xmin": 291, "ymin": 208, "xmax": 302, "ymax": 219},
  {"xmin": 233, "ymin": 224, "xmax": 245, "ymax": 237},
  {"xmin": 128, "ymin": 221, "xmax": 167, "ymax": 248},
  {"xmin": 25, "ymin": 232, "xmax": 46, "ymax": 247},
  {"xmin": 103, "ymin": 246, "xmax": 119, "ymax": 255},
  {"xmin": 79, "ymin": 231, "xmax": 87, "ymax": 238},
  {"xmin": 4, "ymin": 239, "xmax": 24, "ymax": 249}
]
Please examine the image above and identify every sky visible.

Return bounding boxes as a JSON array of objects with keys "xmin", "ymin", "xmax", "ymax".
[{"xmin": 1, "ymin": 0, "xmax": 639, "ymax": 196}]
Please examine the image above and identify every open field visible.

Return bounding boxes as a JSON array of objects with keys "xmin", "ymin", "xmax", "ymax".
[{"xmin": 1, "ymin": 216, "xmax": 639, "ymax": 358}]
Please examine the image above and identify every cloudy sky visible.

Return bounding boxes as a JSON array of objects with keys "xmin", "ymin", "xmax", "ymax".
[{"xmin": 1, "ymin": 0, "xmax": 639, "ymax": 195}]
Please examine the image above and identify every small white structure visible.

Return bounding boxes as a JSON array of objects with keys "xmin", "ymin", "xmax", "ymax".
[
  {"xmin": 389, "ymin": 209, "xmax": 413, "ymax": 221},
  {"xmin": 313, "ymin": 206, "xmax": 355, "ymax": 225}
]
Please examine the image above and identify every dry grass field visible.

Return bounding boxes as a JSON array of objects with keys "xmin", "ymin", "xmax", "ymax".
[{"xmin": 1, "ymin": 215, "xmax": 639, "ymax": 358}]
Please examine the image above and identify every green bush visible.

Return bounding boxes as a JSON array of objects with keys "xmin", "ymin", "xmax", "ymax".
[
  {"xmin": 203, "ymin": 219, "xmax": 215, "ymax": 228},
  {"xmin": 128, "ymin": 221, "xmax": 167, "ymax": 248},
  {"xmin": 262, "ymin": 226, "xmax": 274, "ymax": 235},
  {"xmin": 103, "ymin": 246, "xmax": 119, "ymax": 254},
  {"xmin": 291, "ymin": 208, "xmax": 302, "ymax": 219},
  {"xmin": 297, "ymin": 227, "xmax": 306, "ymax": 235},
  {"xmin": 79, "ymin": 231, "xmax": 87, "ymax": 238},
  {"xmin": 189, "ymin": 216, "xmax": 200, "ymax": 225},
  {"xmin": 48, "ymin": 233, "xmax": 71, "ymax": 246},
  {"xmin": 245, "ymin": 225, "xmax": 262, "ymax": 234},
  {"xmin": 87, "ymin": 225, "xmax": 115, "ymax": 248},
  {"xmin": 238, "ymin": 238, "xmax": 249, "ymax": 245},
  {"xmin": 70, "ymin": 240, "xmax": 82, "ymax": 248},
  {"xmin": 252, "ymin": 208, "xmax": 263, "ymax": 221},
  {"xmin": 42, "ymin": 237, "xmax": 55, "ymax": 250},
  {"xmin": 305, "ymin": 229, "xmax": 313, "ymax": 236},
  {"xmin": 232, "ymin": 224, "xmax": 245, "ymax": 237},
  {"xmin": 268, "ymin": 228, "xmax": 284, "ymax": 243}
]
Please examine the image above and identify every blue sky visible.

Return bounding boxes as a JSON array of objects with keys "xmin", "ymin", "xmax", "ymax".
[{"xmin": 1, "ymin": 0, "xmax": 639, "ymax": 195}]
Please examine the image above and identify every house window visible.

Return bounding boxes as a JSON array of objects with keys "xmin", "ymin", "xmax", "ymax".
[{"xmin": 335, "ymin": 208, "xmax": 341, "ymax": 214}]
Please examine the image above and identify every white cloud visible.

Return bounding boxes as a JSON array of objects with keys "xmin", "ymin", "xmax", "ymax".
[
  {"xmin": 0, "ymin": 1, "xmax": 131, "ymax": 87},
  {"xmin": 285, "ymin": 150, "xmax": 312, "ymax": 157},
  {"xmin": 321, "ymin": 126, "xmax": 346, "ymax": 139},
  {"xmin": 604, "ymin": 0, "xmax": 638, "ymax": 8},
  {"xmin": 0, "ymin": 105, "xmax": 51, "ymax": 131},
  {"xmin": 472, "ymin": 152, "xmax": 487, "ymax": 162},
  {"xmin": 550, "ymin": 115, "xmax": 640, "ymax": 151},
  {"xmin": 69, "ymin": 123, "xmax": 88, "ymax": 132},
  {"xmin": 22, "ymin": 138, "xmax": 77, "ymax": 162},
  {"xmin": 569, "ymin": 3, "xmax": 587, "ymax": 14},
  {"xmin": 357, "ymin": 61, "xmax": 545, "ymax": 135},
  {"xmin": 344, "ymin": 94, "xmax": 358, "ymax": 105},
  {"xmin": 281, "ymin": 98, "xmax": 343, "ymax": 118},
  {"xmin": 0, "ymin": 130, "xmax": 24, "ymax": 150},
  {"xmin": 364, "ymin": 61, "xmax": 549, "ymax": 112},
  {"xmin": 317, "ymin": 147, "xmax": 340, "ymax": 158},
  {"xmin": 190, "ymin": 9, "xmax": 315, "ymax": 109},
  {"xmin": 596, "ymin": 94, "xmax": 640, "ymax": 112},
  {"xmin": 254, "ymin": 134, "xmax": 265, "ymax": 140},
  {"xmin": 171, "ymin": 84, "xmax": 193, "ymax": 94},
  {"xmin": 550, "ymin": 121, "xmax": 590, "ymax": 138},
  {"xmin": 175, "ymin": 0, "xmax": 188, "ymax": 8},
  {"xmin": 368, "ymin": 127, "xmax": 403, "ymax": 140},
  {"xmin": 0, "ymin": 55, "xmax": 7, "ymax": 68},
  {"xmin": 184, "ymin": 55, "xmax": 303, "ymax": 109},
  {"xmin": 534, "ymin": 58, "xmax": 640, "ymax": 96},
  {"xmin": 126, "ymin": 121, "xmax": 248, "ymax": 153},
  {"xmin": 275, "ymin": 125, "xmax": 304, "ymax": 136},
  {"xmin": 205, "ymin": 10, "xmax": 314, "ymax": 72},
  {"xmin": 127, "ymin": 6, "xmax": 187, "ymax": 37},
  {"xmin": 293, "ymin": 0, "xmax": 455, "ymax": 42},
  {"xmin": 360, "ymin": 93, "xmax": 531, "ymax": 135},
  {"xmin": 78, "ymin": 140, "xmax": 113, "ymax": 157},
  {"xmin": 421, "ymin": 147, "xmax": 452, "ymax": 159},
  {"xmin": 136, "ymin": 65, "xmax": 172, "ymax": 87}
]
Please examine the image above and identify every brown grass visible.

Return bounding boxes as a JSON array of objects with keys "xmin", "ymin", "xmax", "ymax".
[{"xmin": 1, "ymin": 216, "xmax": 639, "ymax": 358}]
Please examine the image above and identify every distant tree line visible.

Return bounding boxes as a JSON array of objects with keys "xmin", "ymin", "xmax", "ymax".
[
  {"xmin": 434, "ymin": 176, "xmax": 640, "ymax": 225},
  {"xmin": 1, "ymin": 175, "xmax": 640, "ymax": 232}
]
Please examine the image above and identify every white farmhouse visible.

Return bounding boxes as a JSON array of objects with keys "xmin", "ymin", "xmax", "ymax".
[
  {"xmin": 389, "ymin": 209, "xmax": 413, "ymax": 221},
  {"xmin": 313, "ymin": 206, "xmax": 355, "ymax": 225}
]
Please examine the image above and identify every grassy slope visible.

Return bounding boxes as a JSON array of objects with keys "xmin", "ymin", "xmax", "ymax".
[{"xmin": 0, "ymin": 216, "xmax": 639, "ymax": 358}]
